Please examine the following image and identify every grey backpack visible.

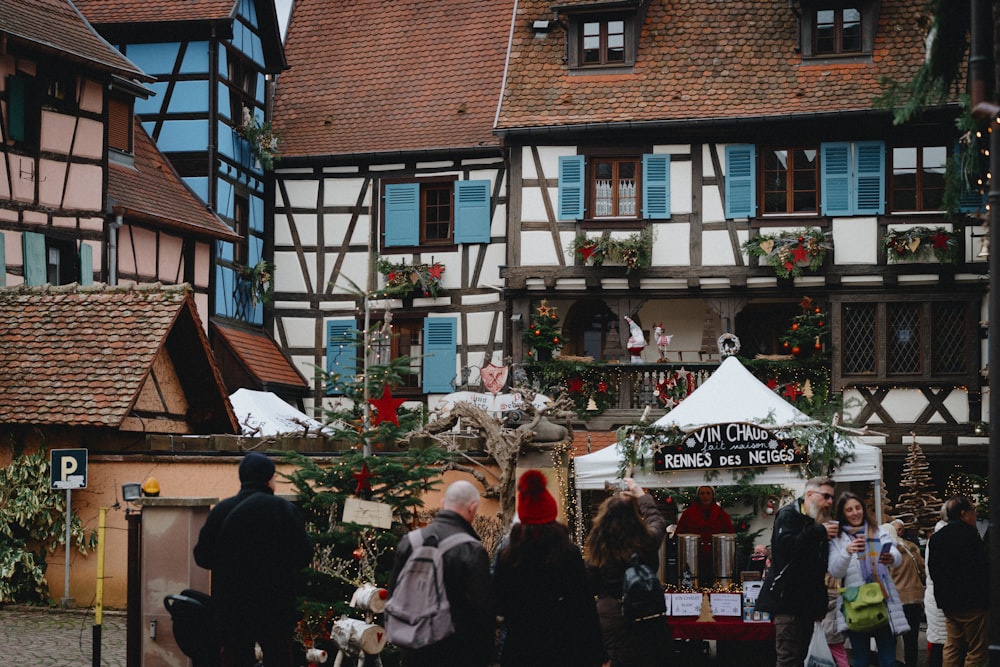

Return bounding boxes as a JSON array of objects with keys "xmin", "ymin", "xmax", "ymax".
[{"xmin": 385, "ymin": 529, "xmax": 477, "ymax": 649}]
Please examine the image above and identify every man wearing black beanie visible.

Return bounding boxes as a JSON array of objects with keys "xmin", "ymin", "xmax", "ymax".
[{"xmin": 194, "ymin": 452, "xmax": 313, "ymax": 667}]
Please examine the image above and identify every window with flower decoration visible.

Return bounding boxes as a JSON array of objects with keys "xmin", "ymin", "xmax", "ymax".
[
  {"xmin": 382, "ymin": 178, "xmax": 492, "ymax": 249},
  {"xmin": 832, "ymin": 295, "xmax": 977, "ymax": 387}
]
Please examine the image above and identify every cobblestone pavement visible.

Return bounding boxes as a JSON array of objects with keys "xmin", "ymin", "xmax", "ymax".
[{"xmin": 0, "ymin": 606, "xmax": 127, "ymax": 667}]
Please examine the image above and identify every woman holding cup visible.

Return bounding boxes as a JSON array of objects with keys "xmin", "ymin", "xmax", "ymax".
[{"xmin": 827, "ymin": 492, "xmax": 909, "ymax": 667}]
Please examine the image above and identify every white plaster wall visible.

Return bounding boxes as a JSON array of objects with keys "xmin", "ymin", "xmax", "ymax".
[
  {"xmin": 841, "ymin": 387, "xmax": 969, "ymax": 425},
  {"xmin": 281, "ymin": 179, "xmax": 319, "ymax": 209},
  {"xmin": 520, "ymin": 187, "xmax": 549, "ymax": 222},
  {"xmin": 701, "ymin": 229, "xmax": 740, "ymax": 265},
  {"xmin": 322, "ymin": 213, "xmax": 357, "ymax": 247},
  {"xmin": 274, "ymin": 248, "xmax": 311, "ymax": 293},
  {"xmin": 832, "ymin": 217, "xmax": 878, "ymax": 264},
  {"xmin": 276, "ymin": 213, "xmax": 317, "ymax": 246},
  {"xmin": 521, "ymin": 230, "xmax": 565, "ymax": 265},
  {"xmin": 634, "ymin": 298, "xmax": 715, "ymax": 359},
  {"xmin": 655, "ymin": 222, "xmax": 691, "ymax": 266},
  {"xmin": 324, "ymin": 177, "xmax": 368, "ymax": 207}
]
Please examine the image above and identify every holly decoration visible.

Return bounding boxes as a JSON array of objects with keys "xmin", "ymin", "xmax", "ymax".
[
  {"xmin": 779, "ymin": 296, "xmax": 829, "ymax": 359},
  {"xmin": 522, "ymin": 299, "xmax": 563, "ymax": 358}
]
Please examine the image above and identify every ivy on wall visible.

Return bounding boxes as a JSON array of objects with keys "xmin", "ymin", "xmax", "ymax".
[{"xmin": 0, "ymin": 442, "xmax": 96, "ymax": 604}]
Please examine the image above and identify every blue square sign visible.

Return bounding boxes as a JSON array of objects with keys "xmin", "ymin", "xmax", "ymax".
[{"xmin": 50, "ymin": 449, "xmax": 87, "ymax": 489}]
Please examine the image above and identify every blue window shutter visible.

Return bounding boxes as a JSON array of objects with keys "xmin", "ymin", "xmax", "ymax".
[
  {"xmin": 384, "ymin": 183, "xmax": 420, "ymax": 247},
  {"xmin": 955, "ymin": 142, "xmax": 987, "ymax": 212},
  {"xmin": 642, "ymin": 154, "xmax": 671, "ymax": 219},
  {"xmin": 79, "ymin": 244, "xmax": 93, "ymax": 285},
  {"xmin": 325, "ymin": 320, "xmax": 357, "ymax": 395},
  {"xmin": 22, "ymin": 232, "xmax": 46, "ymax": 286},
  {"xmin": 821, "ymin": 142, "xmax": 852, "ymax": 216},
  {"xmin": 724, "ymin": 145, "xmax": 756, "ymax": 219},
  {"xmin": 7, "ymin": 75, "xmax": 26, "ymax": 142},
  {"xmin": 558, "ymin": 155, "xmax": 585, "ymax": 220},
  {"xmin": 454, "ymin": 180, "xmax": 491, "ymax": 243},
  {"xmin": 423, "ymin": 317, "xmax": 456, "ymax": 393},
  {"xmin": 0, "ymin": 234, "xmax": 5, "ymax": 286},
  {"xmin": 854, "ymin": 141, "xmax": 885, "ymax": 215}
]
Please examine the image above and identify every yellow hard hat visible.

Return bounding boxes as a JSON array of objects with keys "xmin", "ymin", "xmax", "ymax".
[{"xmin": 142, "ymin": 477, "xmax": 161, "ymax": 497}]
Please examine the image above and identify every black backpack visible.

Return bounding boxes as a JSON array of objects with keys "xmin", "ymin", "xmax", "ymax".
[{"xmin": 621, "ymin": 553, "xmax": 666, "ymax": 623}]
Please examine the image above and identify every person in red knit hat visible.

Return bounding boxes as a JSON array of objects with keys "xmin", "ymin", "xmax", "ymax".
[
  {"xmin": 675, "ymin": 485, "xmax": 734, "ymax": 586},
  {"xmin": 493, "ymin": 470, "xmax": 609, "ymax": 667}
]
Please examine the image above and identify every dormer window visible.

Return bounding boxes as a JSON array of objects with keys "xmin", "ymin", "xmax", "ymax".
[
  {"xmin": 799, "ymin": 1, "xmax": 878, "ymax": 61},
  {"xmin": 556, "ymin": 0, "xmax": 647, "ymax": 71}
]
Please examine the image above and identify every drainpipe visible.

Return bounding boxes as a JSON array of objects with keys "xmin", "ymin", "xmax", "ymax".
[
  {"xmin": 109, "ymin": 208, "xmax": 124, "ymax": 286},
  {"xmin": 968, "ymin": 0, "xmax": 999, "ymax": 662}
]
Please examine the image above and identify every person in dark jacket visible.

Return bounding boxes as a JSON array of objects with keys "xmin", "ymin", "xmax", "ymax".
[
  {"xmin": 493, "ymin": 470, "xmax": 608, "ymax": 667},
  {"xmin": 927, "ymin": 495, "xmax": 989, "ymax": 667},
  {"xmin": 584, "ymin": 478, "xmax": 668, "ymax": 667},
  {"xmin": 754, "ymin": 476, "xmax": 838, "ymax": 667},
  {"xmin": 194, "ymin": 452, "xmax": 313, "ymax": 667},
  {"xmin": 387, "ymin": 480, "xmax": 496, "ymax": 667}
]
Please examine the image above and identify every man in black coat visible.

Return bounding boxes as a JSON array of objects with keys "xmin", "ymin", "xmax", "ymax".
[
  {"xmin": 194, "ymin": 452, "xmax": 313, "ymax": 667},
  {"xmin": 387, "ymin": 480, "xmax": 496, "ymax": 667},
  {"xmin": 927, "ymin": 495, "xmax": 989, "ymax": 667},
  {"xmin": 755, "ymin": 476, "xmax": 838, "ymax": 667}
]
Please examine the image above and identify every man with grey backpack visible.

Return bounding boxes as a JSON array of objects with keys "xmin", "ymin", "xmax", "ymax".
[{"xmin": 386, "ymin": 480, "xmax": 495, "ymax": 667}]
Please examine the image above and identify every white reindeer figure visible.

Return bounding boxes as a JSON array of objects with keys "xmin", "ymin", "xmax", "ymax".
[{"xmin": 653, "ymin": 323, "xmax": 674, "ymax": 361}]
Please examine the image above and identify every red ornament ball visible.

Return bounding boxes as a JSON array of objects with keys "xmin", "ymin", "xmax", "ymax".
[
  {"xmin": 791, "ymin": 346, "xmax": 801, "ymax": 355},
  {"xmin": 352, "ymin": 547, "xmax": 365, "ymax": 561},
  {"xmin": 815, "ymin": 341, "xmax": 822, "ymax": 350},
  {"xmin": 782, "ymin": 341, "xmax": 790, "ymax": 349},
  {"xmin": 791, "ymin": 323, "xmax": 799, "ymax": 330},
  {"xmin": 818, "ymin": 321, "xmax": 824, "ymax": 327}
]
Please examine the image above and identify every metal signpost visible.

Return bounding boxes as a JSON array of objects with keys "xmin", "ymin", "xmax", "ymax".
[{"xmin": 50, "ymin": 448, "xmax": 87, "ymax": 608}]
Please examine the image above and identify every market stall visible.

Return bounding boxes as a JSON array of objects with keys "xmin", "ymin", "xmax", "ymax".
[{"xmin": 574, "ymin": 356, "xmax": 883, "ymax": 656}]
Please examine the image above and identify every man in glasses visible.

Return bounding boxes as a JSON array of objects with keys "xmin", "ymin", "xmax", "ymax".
[
  {"xmin": 755, "ymin": 476, "xmax": 838, "ymax": 666},
  {"xmin": 927, "ymin": 495, "xmax": 989, "ymax": 667}
]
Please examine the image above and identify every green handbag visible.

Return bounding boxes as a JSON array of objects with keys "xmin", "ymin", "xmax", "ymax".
[{"xmin": 839, "ymin": 582, "xmax": 889, "ymax": 632}]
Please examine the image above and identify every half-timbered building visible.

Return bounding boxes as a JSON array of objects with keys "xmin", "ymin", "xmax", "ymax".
[
  {"xmin": 495, "ymin": 0, "xmax": 988, "ymax": 481},
  {"xmin": 76, "ymin": 0, "xmax": 309, "ymax": 402},
  {"xmin": 271, "ymin": 0, "xmax": 515, "ymax": 409}
]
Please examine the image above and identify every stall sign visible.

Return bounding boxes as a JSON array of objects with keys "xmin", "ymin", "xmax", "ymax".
[{"xmin": 653, "ymin": 422, "xmax": 805, "ymax": 472}]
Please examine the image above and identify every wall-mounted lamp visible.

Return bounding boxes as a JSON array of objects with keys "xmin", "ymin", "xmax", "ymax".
[
  {"xmin": 510, "ymin": 313, "xmax": 523, "ymax": 325},
  {"xmin": 122, "ymin": 483, "xmax": 142, "ymax": 502},
  {"xmin": 978, "ymin": 235, "xmax": 990, "ymax": 258},
  {"xmin": 532, "ymin": 19, "xmax": 554, "ymax": 33},
  {"xmin": 973, "ymin": 421, "xmax": 989, "ymax": 436}
]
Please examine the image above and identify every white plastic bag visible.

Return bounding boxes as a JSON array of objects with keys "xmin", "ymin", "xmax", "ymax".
[{"xmin": 805, "ymin": 620, "xmax": 836, "ymax": 667}]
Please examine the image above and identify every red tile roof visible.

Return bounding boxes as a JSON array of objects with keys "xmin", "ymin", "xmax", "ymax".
[
  {"xmin": 72, "ymin": 0, "xmax": 237, "ymax": 24},
  {"xmin": 0, "ymin": 0, "xmax": 148, "ymax": 80},
  {"xmin": 496, "ymin": 0, "xmax": 933, "ymax": 131},
  {"xmin": 109, "ymin": 120, "xmax": 239, "ymax": 241},
  {"xmin": 571, "ymin": 430, "xmax": 618, "ymax": 458},
  {"xmin": 273, "ymin": 0, "xmax": 515, "ymax": 157},
  {"xmin": 0, "ymin": 284, "xmax": 229, "ymax": 428},
  {"xmin": 214, "ymin": 322, "xmax": 309, "ymax": 389}
]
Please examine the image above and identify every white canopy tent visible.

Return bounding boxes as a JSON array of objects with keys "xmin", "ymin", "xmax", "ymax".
[
  {"xmin": 575, "ymin": 357, "xmax": 883, "ymax": 515},
  {"xmin": 229, "ymin": 388, "xmax": 330, "ymax": 437}
]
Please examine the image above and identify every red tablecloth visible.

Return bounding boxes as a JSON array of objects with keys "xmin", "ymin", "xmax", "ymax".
[{"xmin": 667, "ymin": 615, "xmax": 775, "ymax": 641}]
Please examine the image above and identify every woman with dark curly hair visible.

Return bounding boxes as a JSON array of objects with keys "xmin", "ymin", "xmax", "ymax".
[
  {"xmin": 584, "ymin": 478, "xmax": 669, "ymax": 667},
  {"xmin": 493, "ymin": 470, "xmax": 608, "ymax": 667}
]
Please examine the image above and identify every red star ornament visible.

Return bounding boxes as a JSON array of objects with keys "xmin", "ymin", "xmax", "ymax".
[
  {"xmin": 792, "ymin": 243, "xmax": 809, "ymax": 264},
  {"xmin": 353, "ymin": 462, "xmax": 375, "ymax": 495},
  {"xmin": 931, "ymin": 231, "xmax": 951, "ymax": 249},
  {"xmin": 567, "ymin": 377, "xmax": 585, "ymax": 394},
  {"xmin": 766, "ymin": 378, "xmax": 779, "ymax": 390},
  {"xmin": 782, "ymin": 382, "xmax": 803, "ymax": 401},
  {"xmin": 596, "ymin": 380, "xmax": 609, "ymax": 393},
  {"xmin": 427, "ymin": 262, "xmax": 444, "ymax": 280},
  {"xmin": 369, "ymin": 383, "xmax": 406, "ymax": 426},
  {"xmin": 577, "ymin": 243, "xmax": 597, "ymax": 261}
]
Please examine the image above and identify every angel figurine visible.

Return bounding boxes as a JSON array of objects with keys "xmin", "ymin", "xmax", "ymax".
[{"xmin": 624, "ymin": 316, "xmax": 647, "ymax": 364}]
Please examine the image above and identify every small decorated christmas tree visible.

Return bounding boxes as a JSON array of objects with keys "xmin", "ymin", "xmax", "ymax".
[
  {"xmin": 523, "ymin": 299, "xmax": 563, "ymax": 360},
  {"xmin": 894, "ymin": 436, "xmax": 943, "ymax": 537},
  {"xmin": 780, "ymin": 296, "xmax": 829, "ymax": 358}
]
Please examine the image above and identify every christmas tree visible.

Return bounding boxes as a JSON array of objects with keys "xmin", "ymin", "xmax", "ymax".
[
  {"xmin": 894, "ymin": 436, "xmax": 943, "ymax": 537},
  {"xmin": 282, "ymin": 322, "xmax": 454, "ymax": 663},
  {"xmin": 523, "ymin": 299, "xmax": 563, "ymax": 360},
  {"xmin": 780, "ymin": 296, "xmax": 829, "ymax": 358}
]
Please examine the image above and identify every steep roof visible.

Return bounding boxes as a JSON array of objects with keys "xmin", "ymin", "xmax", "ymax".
[
  {"xmin": 273, "ymin": 0, "xmax": 515, "ymax": 158},
  {"xmin": 213, "ymin": 322, "xmax": 309, "ymax": 390},
  {"xmin": 109, "ymin": 120, "xmax": 239, "ymax": 241},
  {"xmin": 75, "ymin": 0, "xmax": 287, "ymax": 73},
  {"xmin": 496, "ymin": 0, "xmax": 932, "ymax": 132},
  {"xmin": 0, "ymin": 283, "xmax": 237, "ymax": 433},
  {"xmin": 0, "ymin": 0, "xmax": 148, "ymax": 80}
]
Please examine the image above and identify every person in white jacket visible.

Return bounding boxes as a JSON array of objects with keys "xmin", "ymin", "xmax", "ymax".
[
  {"xmin": 827, "ymin": 491, "xmax": 910, "ymax": 667},
  {"xmin": 923, "ymin": 511, "xmax": 948, "ymax": 667}
]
